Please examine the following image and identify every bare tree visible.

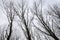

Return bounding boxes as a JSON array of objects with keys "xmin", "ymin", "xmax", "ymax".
[
  {"xmin": 13, "ymin": 0, "xmax": 32, "ymax": 40},
  {"xmin": 31, "ymin": 0, "xmax": 59, "ymax": 40},
  {"xmin": 47, "ymin": 4, "xmax": 60, "ymax": 39},
  {"xmin": 2, "ymin": 0, "xmax": 15, "ymax": 40}
]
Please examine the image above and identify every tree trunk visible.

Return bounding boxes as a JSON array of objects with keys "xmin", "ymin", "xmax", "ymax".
[
  {"xmin": 7, "ymin": 21, "xmax": 12, "ymax": 40},
  {"xmin": 24, "ymin": 20, "xmax": 31, "ymax": 40},
  {"xmin": 50, "ymin": 32, "xmax": 59, "ymax": 40}
]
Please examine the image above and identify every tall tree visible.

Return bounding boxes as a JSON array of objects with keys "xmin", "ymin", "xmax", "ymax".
[
  {"xmin": 2, "ymin": 0, "xmax": 15, "ymax": 40},
  {"xmin": 47, "ymin": 4, "xmax": 60, "ymax": 40},
  {"xmin": 31, "ymin": 0, "xmax": 59, "ymax": 40},
  {"xmin": 13, "ymin": 0, "xmax": 32, "ymax": 40}
]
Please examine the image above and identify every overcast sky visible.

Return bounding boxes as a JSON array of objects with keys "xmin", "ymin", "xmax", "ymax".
[{"xmin": 0, "ymin": 0, "xmax": 60, "ymax": 25}]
